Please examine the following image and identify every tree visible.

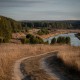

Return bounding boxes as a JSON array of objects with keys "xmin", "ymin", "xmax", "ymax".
[
  {"xmin": 51, "ymin": 38, "xmax": 56, "ymax": 44},
  {"xmin": 26, "ymin": 34, "xmax": 34, "ymax": 39},
  {"xmin": 57, "ymin": 36, "xmax": 70, "ymax": 44},
  {"xmin": 65, "ymin": 37, "xmax": 70, "ymax": 44}
]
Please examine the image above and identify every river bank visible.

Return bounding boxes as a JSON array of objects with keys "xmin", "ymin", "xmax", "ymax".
[
  {"xmin": 44, "ymin": 33, "xmax": 80, "ymax": 46},
  {"xmin": 40, "ymin": 29, "xmax": 80, "ymax": 39}
]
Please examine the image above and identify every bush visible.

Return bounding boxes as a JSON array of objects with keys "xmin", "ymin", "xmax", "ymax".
[
  {"xmin": 21, "ymin": 34, "xmax": 43, "ymax": 44},
  {"xmin": 36, "ymin": 36, "xmax": 44, "ymax": 43},
  {"xmin": 65, "ymin": 37, "xmax": 70, "ymax": 44},
  {"xmin": 57, "ymin": 36, "xmax": 70, "ymax": 44},
  {"xmin": 30, "ymin": 36, "xmax": 43, "ymax": 44},
  {"xmin": 21, "ymin": 38, "xmax": 29, "ymax": 44},
  {"xmin": 37, "ymin": 28, "xmax": 49, "ymax": 35},
  {"xmin": 57, "ymin": 36, "xmax": 65, "ymax": 43},
  {"xmin": 51, "ymin": 38, "xmax": 56, "ymax": 44},
  {"xmin": 26, "ymin": 34, "xmax": 34, "ymax": 39}
]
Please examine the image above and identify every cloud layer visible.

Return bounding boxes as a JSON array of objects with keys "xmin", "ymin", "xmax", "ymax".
[{"xmin": 0, "ymin": 0, "xmax": 80, "ymax": 20}]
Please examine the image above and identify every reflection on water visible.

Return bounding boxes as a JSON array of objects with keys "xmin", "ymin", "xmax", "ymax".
[{"xmin": 44, "ymin": 33, "xmax": 80, "ymax": 46}]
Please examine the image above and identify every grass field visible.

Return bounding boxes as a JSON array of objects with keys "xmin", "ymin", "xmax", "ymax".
[{"xmin": 0, "ymin": 43, "xmax": 80, "ymax": 80}]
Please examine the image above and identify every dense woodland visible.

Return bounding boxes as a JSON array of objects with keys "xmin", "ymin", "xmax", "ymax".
[
  {"xmin": 0, "ymin": 16, "xmax": 22, "ymax": 42},
  {"xmin": 0, "ymin": 15, "xmax": 80, "ymax": 43},
  {"xmin": 21, "ymin": 20, "xmax": 80, "ymax": 29}
]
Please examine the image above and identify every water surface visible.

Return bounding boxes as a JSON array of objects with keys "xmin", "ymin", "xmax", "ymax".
[{"xmin": 43, "ymin": 33, "xmax": 80, "ymax": 46}]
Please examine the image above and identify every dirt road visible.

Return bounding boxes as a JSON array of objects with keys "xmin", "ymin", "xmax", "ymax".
[{"xmin": 12, "ymin": 51, "xmax": 58, "ymax": 80}]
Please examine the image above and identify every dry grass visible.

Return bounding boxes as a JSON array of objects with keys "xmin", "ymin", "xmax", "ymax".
[
  {"xmin": 0, "ymin": 43, "xmax": 60, "ymax": 80},
  {"xmin": 0, "ymin": 43, "xmax": 80, "ymax": 80},
  {"xmin": 57, "ymin": 46, "xmax": 80, "ymax": 71}
]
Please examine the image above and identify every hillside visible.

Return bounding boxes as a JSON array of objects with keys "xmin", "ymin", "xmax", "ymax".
[{"xmin": 0, "ymin": 16, "xmax": 22, "ymax": 42}]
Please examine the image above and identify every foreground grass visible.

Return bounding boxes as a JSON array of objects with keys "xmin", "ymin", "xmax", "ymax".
[
  {"xmin": 0, "ymin": 43, "xmax": 80, "ymax": 80},
  {"xmin": 0, "ymin": 43, "xmax": 61, "ymax": 80}
]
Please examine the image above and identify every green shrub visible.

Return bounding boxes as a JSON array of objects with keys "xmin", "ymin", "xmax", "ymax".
[
  {"xmin": 37, "ymin": 28, "xmax": 49, "ymax": 35},
  {"xmin": 21, "ymin": 38, "xmax": 29, "ymax": 44},
  {"xmin": 26, "ymin": 34, "xmax": 34, "ymax": 39},
  {"xmin": 30, "ymin": 36, "xmax": 43, "ymax": 44},
  {"xmin": 65, "ymin": 37, "xmax": 70, "ymax": 44},
  {"xmin": 51, "ymin": 38, "xmax": 56, "ymax": 44},
  {"xmin": 36, "ymin": 36, "xmax": 44, "ymax": 43},
  {"xmin": 57, "ymin": 36, "xmax": 65, "ymax": 43},
  {"xmin": 21, "ymin": 34, "xmax": 43, "ymax": 44},
  {"xmin": 57, "ymin": 36, "xmax": 70, "ymax": 44}
]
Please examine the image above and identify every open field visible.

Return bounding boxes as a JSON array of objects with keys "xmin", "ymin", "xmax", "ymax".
[{"xmin": 0, "ymin": 43, "xmax": 79, "ymax": 80}]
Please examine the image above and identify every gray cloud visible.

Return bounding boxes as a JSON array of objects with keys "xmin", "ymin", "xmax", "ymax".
[
  {"xmin": 0, "ymin": 0, "xmax": 43, "ymax": 7},
  {"xmin": 0, "ymin": 0, "xmax": 80, "ymax": 20}
]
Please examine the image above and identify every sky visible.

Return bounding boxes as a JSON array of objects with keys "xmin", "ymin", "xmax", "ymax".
[{"xmin": 0, "ymin": 0, "xmax": 80, "ymax": 20}]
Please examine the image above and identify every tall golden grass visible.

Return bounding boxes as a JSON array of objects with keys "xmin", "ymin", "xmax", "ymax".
[
  {"xmin": 0, "ymin": 43, "xmax": 80, "ymax": 80},
  {"xmin": 58, "ymin": 46, "xmax": 80, "ymax": 71},
  {"xmin": 0, "ymin": 43, "xmax": 58, "ymax": 80}
]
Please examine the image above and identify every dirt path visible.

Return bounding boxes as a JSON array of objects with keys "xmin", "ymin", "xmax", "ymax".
[
  {"xmin": 12, "ymin": 51, "xmax": 57, "ymax": 80},
  {"xmin": 40, "ymin": 55, "xmax": 69, "ymax": 80},
  {"xmin": 12, "ymin": 50, "xmax": 78, "ymax": 80}
]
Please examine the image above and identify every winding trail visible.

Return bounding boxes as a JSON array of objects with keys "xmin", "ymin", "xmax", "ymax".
[
  {"xmin": 40, "ymin": 54, "xmax": 69, "ymax": 80},
  {"xmin": 12, "ymin": 51, "xmax": 74, "ymax": 80},
  {"xmin": 12, "ymin": 51, "xmax": 58, "ymax": 80}
]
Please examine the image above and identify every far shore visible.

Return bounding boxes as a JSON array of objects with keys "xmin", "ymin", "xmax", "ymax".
[{"xmin": 38, "ymin": 29, "xmax": 80, "ymax": 39}]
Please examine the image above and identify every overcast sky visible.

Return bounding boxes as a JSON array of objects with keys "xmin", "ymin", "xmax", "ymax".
[{"xmin": 0, "ymin": 0, "xmax": 80, "ymax": 20}]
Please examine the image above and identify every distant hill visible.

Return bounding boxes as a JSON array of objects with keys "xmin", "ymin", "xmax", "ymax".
[
  {"xmin": 21, "ymin": 20, "xmax": 80, "ymax": 29},
  {"xmin": 0, "ymin": 16, "xmax": 22, "ymax": 42}
]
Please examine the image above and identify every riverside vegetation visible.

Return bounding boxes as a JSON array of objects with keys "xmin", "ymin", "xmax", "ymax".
[
  {"xmin": 51, "ymin": 36, "xmax": 70, "ymax": 44},
  {"xmin": 20, "ymin": 34, "xmax": 44, "ymax": 44}
]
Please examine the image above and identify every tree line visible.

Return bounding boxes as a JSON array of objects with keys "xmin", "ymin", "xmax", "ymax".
[
  {"xmin": 21, "ymin": 20, "xmax": 80, "ymax": 29},
  {"xmin": 51, "ymin": 36, "xmax": 71, "ymax": 44}
]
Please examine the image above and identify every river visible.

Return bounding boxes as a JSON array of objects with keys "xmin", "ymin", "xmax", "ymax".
[{"xmin": 43, "ymin": 33, "xmax": 80, "ymax": 46}]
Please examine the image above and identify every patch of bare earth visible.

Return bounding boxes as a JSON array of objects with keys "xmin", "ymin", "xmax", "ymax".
[{"xmin": 21, "ymin": 52, "xmax": 58, "ymax": 80}]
